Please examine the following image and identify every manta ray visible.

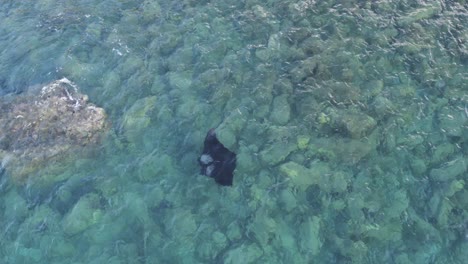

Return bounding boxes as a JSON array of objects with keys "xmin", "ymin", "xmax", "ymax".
[{"xmin": 198, "ymin": 129, "xmax": 236, "ymax": 186}]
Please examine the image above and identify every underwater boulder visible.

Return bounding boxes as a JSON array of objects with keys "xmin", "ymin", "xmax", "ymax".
[
  {"xmin": 62, "ymin": 193, "xmax": 103, "ymax": 236},
  {"xmin": 0, "ymin": 78, "xmax": 109, "ymax": 184},
  {"xmin": 121, "ymin": 95, "xmax": 158, "ymax": 146},
  {"xmin": 328, "ymin": 108, "xmax": 377, "ymax": 139}
]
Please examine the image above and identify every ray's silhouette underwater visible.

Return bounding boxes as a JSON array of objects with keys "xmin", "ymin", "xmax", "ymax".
[{"xmin": 198, "ymin": 129, "xmax": 236, "ymax": 186}]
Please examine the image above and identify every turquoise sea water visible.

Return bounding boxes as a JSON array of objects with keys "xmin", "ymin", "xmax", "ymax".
[{"xmin": 0, "ymin": 0, "xmax": 467, "ymax": 263}]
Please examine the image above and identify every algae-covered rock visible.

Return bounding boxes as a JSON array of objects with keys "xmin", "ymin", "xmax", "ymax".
[
  {"xmin": 455, "ymin": 241, "xmax": 468, "ymax": 264},
  {"xmin": 141, "ymin": 0, "xmax": 161, "ymax": 23},
  {"xmin": 299, "ymin": 216, "xmax": 322, "ymax": 256},
  {"xmin": 318, "ymin": 170, "xmax": 350, "ymax": 194},
  {"xmin": 62, "ymin": 193, "xmax": 103, "ymax": 236},
  {"xmin": 334, "ymin": 237, "xmax": 368, "ymax": 263},
  {"xmin": 121, "ymin": 191, "xmax": 152, "ymax": 227},
  {"xmin": 216, "ymin": 127, "xmax": 237, "ymax": 150},
  {"xmin": 3, "ymin": 189, "xmax": 28, "ymax": 222},
  {"xmin": 226, "ymin": 222, "xmax": 242, "ymax": 241},
  {"xmin": 20, "ymin": 204, "xmax": 62, "ymax": 236},
  {"xmin": 167, "ymin": 71, "xmax": 192, "ymax": 91},
  {"xmin": 12, "ymin": 247, "xmax": 43, "ymax": 263},
  {"xmin": 297, "ymin": 135, "xmax": 310, "ymax": 150},
  {"xmin": 429, "ymin": 157, "xmax": 467, "ymax": 182},
  {"xmin": 137, "ymin": 153, "xmax": 176, "ymax": 182},
  {"xmin": 290, "ymin": 57, "xmax": 319, "ymax": 83},
  {"xmin": 437, "ymin": 106, "xmax": 467, "ymax": 138},
  {"xmin": 256, "ymin": 33, "xmax": 281, "ymax": 62},
  {"xmin": 216, "ymin": 107, "xmax": 248, "ymax": 150},
  {"xmin": 224, "ymin": 243, "xmax": 262, "ymax": 264},
  {"xmin": 362, "ymin": 80, "xmax": 384, "ymax": 98},
  {"xmin": 446, "ymin": 180, "xmax": 464, "ymax": 197},
  {"xmin": 269, "ymin": 94, "xmax": 291, "ymax": 125},
  {"xmin": 397, "ymin": 133, "xmax": 425, "ymax": 150},
  {"xmin": 397, "ymin": 3, "xmax": 442, "ymax": 26},
  {"xmin": 362, "ymin": 220, "xmax": 403, "ymax": 243},
  {"xmin": 371, "ymin": 96, "xmax": 396, "ymax": 119},
  {"xmin": 309, "ymin": 136, "xmax": 376, "ymax": 165},
  {"xmin": 435, "ymin": 198, "xmax": 453, "ymax": 228},
  {"xmin": 236, "ymin": 144, "xmax": 259, "ymax": 173},
  {"xmin": 279, "ymin": 188, "xmax": 298, "ymax": 212},
  {"xmin": 248, "ymin": 209, "xmax": 277, "ymax": 248},
  {"xmin": 47, "ymin": 237, "xmax": 75, "ymax": 258},
  {"xmin": 431, "ymin": 143, "xmax": 455, "ymax": 164},
  {"xmin": 259, "ymin": 126, "xmax": 298, "ymax": 165},
  {"xmin": 314, "ymin": 81, "xmax": 361, "ymax": 104},
  {"xmin": 122, "ymin": 95, "xmax": 157, "ymax": 144},
  {"xmin": 409, "ymin": 157, "xmax": 427, "ymax": 176},
  {"xmin": 260, "ymin": 142, "xmax": 297, "ymax": 166},
  {"xmin": 0, "ymin": 78, "xmax": 108, "ymax": 184},
  {"xmin": 328, "ymin": 108, "xmax": 377, "ymax": 139},
  {"xmin": 197, "ymin": 231, "xmax": 228, "ymax": 261},
  {"xmin": 213, "ymin": 231, "xmax": 228, "ymax": 249},
  {"xmin": 165, "ymin": 209, "xmax": 197, "ymax": 237},
  {"xmin": 279, "ymin": 161, "xmax": 319, "ymax": 190},
  {"xmin": 384, "ymin": 190, "xmax": 409, "ymax": 218},
  {"xmin": 120, "ymin": 55, "xmax": 145, "ymax": 79}
]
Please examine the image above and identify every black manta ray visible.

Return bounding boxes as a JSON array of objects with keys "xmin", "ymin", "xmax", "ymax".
[{"xmin": 198, "ymin": 128, "xmax": 236, "ymax": 186}]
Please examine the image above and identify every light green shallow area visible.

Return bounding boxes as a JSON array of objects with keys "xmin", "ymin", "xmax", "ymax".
[{"xmin": 0, "ymin": 0, "xmax": 467, "ymax": 263}]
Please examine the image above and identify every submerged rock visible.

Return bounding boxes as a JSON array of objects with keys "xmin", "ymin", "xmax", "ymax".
[
  {"xmin": 437, "ymin": 106, "xmax": 467, "ymax": 138},
  {"xmin": 270, "ymin": 94, "xmax": 291, "ymax": 125},
  {"xmin": 62, "ymin": 193, "xmax": 103, "ymax": 236},
  {"xmin": 430, "ymin": 157, "xmax": 467, "ymax": 182},
  {"xmin": 279, "ymin": 161, "xmax": 319, "ymax": 191},
  {"xmin": 328, "ymin": 108, "xmax": 377, "ymax": 139},
  {"xmin": 299, "ymin": 216, "xmax": 322, "ymax": 256},
  {"xmin": 224, "ymin": 243, "xmax": 262, "ymax": 264},
  {"xmin": 260, "ymin": 126, "xmax": 298, "ymax": 165},
  {"xmin": 0, "ymin": 78, "xmax": 108, "ymax": 184},
  {"xmin": 121, "ymin": 95, "xmax": 158, "ymax": 146}
]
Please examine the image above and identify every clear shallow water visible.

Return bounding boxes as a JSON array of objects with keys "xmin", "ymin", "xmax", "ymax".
[{"xmin": 0, "ymin": 0, "xmax": 467, "ymax": 263}]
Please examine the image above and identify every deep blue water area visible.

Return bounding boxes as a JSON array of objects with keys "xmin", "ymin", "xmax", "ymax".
[{"xmin": 0, "ymin": 0, "xmax": 467, "ymax": 263}]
